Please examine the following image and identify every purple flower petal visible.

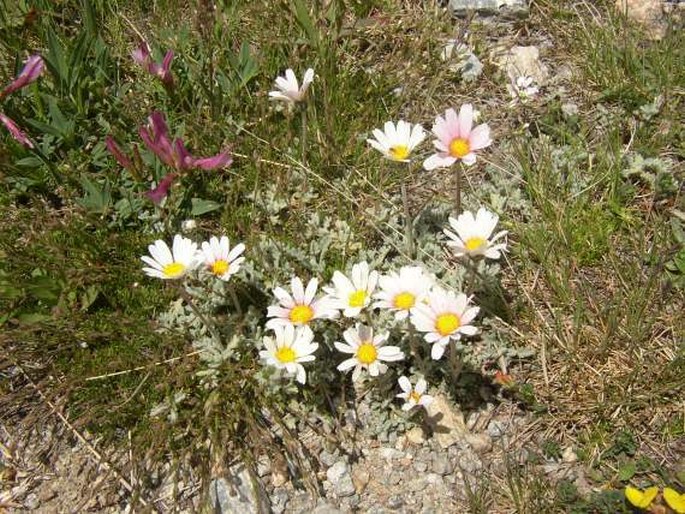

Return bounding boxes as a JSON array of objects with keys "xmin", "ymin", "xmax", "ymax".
[
  {"xmin": 159, "ymin": 50, "xmax": 174, "ymax": 85},
  {"xmin": 173, "ymin": 139, "xmax": 193, "ymax": 170},
  {"xmin": 192, "ymin": 149, "xmax": 233, "ymax": 170},
  {"xmin": 105, "ymin": 136, "xmax": 133, "ymax": 169},
  {"xmin": 140, "ymin": 111, "xmax": 175, "ymax": 167},
  {"xmin": 145, "ymin": 173, "xmax": 177, "ymax": 204},
  {"xmin": 1, "ymin": 55, "xmax": 44, "ymax": 98},
  {"xmin": 131, "ymin": 42, "xmax": 151, "ymax": 66},
  {"xmin": 0, "ymin": 112, "xmax": 34, "ymax": 148}
]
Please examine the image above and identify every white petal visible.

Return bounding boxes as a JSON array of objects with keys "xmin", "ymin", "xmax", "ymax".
[{"xmin": 398, "ymin": 376, "xmax": 411, "ymax": 393}]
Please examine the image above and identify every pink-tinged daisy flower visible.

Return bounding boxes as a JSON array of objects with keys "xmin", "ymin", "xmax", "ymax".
[
  {"xmin": 397, "ymin": 376, "xmax": 433, "ymax": 411},
  {"xmin": 410, "ymin": 288, "xmax": 479, "ymax": 360},
  {"xmin": 423, "ymin": 104, "xmax": 492, "ymax": 170},
  {"xmin": 444, "ymin": 207, "xmax": 507, "ymax": 259},
  {"xmin": 268, "ymin": 68, "xmax": 314, "ymax": 104},
  {"xmin": 366, "ymin": 120, "xmax": 425, "ymax": 162},
  {"xmin": 141, "ymin": 234, "xmax": 199, "ymax": 280},
  {"xmin": 199, "ymin": 236, "xmax": 245, "ymax": 281},
  {"xmin": 259, "ymin": 325, "xmax": 319, "ymax": 384},
  {"xmin": 266, "ymin": 277, "xmax": 338, "ymax": 330},
  {"xmin": 335, "ymin": 324, "xmax": 404, "ymax": 382},
  {"xmin": 324, "ymin": 261, "xmax": 378, "ymax": 318},
  {"xmin": 373, "ymin": 266, "xmax": 433, "ymax": 320},
  {"xmin": 0, "ymin": 113, "xmax": 33, "ymax": 148},
  {"xmin": 0, "ymin": 54, "xmax": 44, "ymax": 99}
]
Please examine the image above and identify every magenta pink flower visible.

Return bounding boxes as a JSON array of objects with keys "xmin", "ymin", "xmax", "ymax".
[
  {"xmin": 0, "ymin": 113, "xmax": 33, "ymax": 148},
  {"xmin": 138, "ymin": 111, "xmax": 232, "ymax": 171},
  {"xmin": 423, "ymin": 104, "xmax": 492, "ymax": 170},
  {"xmin": 146, "ymin": 173, "xmax": 178, "ymax": 204},
  {"xmin": 106, "ymin": 111, "xmax": 231, "ymax": 203},
  {"xmin": 1, "ymin": 54, "xmax": 44, "ymax": 147},
  {"xmin": 0, "ymin": 55, "xmax": 44, "ymax": 99},
  {"xmin": 131, "ymin": 42, "xmax": 174, "ymax": 87},
  {"xmin": 105, "ymin": 136, "xmax": 134, "ymax": 170}
]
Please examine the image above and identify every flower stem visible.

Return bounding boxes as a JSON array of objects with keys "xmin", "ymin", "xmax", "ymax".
[
  {"xmin": 178, "ymin": 285, "xmax": 221, "ymax": 344},
  {"xmin": 401, "ymin": 182, "xmax": 414, "ymax": 259},
  {"xmin": 226, "ymin": 283, "xmax": 243, "ymax": 317},
  {"xmin": 449, "ymin": 342, "xmax": 462, "ymax": 384},
  {"xmin": 300, "ymin": 105, "xmax": 308, "ymax": 190},
  {"xmin": 454, "ymin": 164, "xmax": 462, "ymax": 215},
  {"xmin": 407, "ymin": 319, "xmax": 426, "ymax": 374}
]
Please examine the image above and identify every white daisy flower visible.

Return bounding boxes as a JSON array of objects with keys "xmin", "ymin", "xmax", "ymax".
[
  {"xmin": 259, "ymin": 325, "xmax": 318, "ymax": 384},
  {"xmin": 199, "ymin": 236, "xmax": 246, "ymax": 281},
  {"xmin": 335, "ymin": 324, "xmax": 404, "ymax": 382},
  {"xmin": 397, "ymin": 376, "xmax": 433, "ymax": 411},
  {"xmin": 443, "ymin": 207, "xmax": 508, "ymax": 259},
  {"xmin": 266, "ymin": 276, "xmax": 337, "ymax": 330},
  {"xmin": 410, "ymin": 288, "xmax": 479, "ymax": 360},
  {"xmin": 268, "ymin": 68, "xmax": 314, "ymax": 104},
  {"xmin": 508, "ymin": 75, "xmax": 539, "ymax": 103},
  {"xmin": 324, "ymin": 261, "xmax": 379, "ymax": 318},
  {"xmin": 373, "ymin": 266, "xmax": 433, "ymax": 320},
  {"xmin": 366, "ymin": 120, "xmax": 425, "ymax": 162},
  {"xmin": 141, "ymin": 234, "xmax": 198, "ymax": 280}
]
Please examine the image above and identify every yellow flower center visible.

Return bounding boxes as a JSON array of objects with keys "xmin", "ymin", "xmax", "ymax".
[
  {"xmin": 275, "ymin": 346, "xmax": 296, "ymax": 363},
  {"xmin": 162, "ymin": 262, "xmax": 186, "ymax": 278},
  {"xmin": 348, "ymin": 290, "xmax": 367, "ymax": 308},
  {"xmin": 449, "ymin": 138, "xmax": 470, "ymax": 158},
  {"xmin": 211, "ymin": 259, "xmax": 229, "ymax": 276},
  {"xmin": 465, "ymin": 237, "xmax": 486, "ymax": 252},
  {"xmin": 435, "ymin": 313, "xmax": 460, "ymax": 336},
  {"xmin": 389, "ymin": 145, "xmax": 410, "ymax": 161},
  {"xmin": 289, "ymin": 304, "xmax": 314, "ymax": 324},
  {"xmin": 409, "ymin": 391, "xmax": 421, "ymax": 403},
  {"xmin": 356, "ymin": 342, "xmax": 377, "ymax": 365},
  {"xmin": 394, "ymin": 292, "xmax": 416, "ymax": 310}
]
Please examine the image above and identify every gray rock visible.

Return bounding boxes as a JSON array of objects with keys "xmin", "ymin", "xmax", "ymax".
[
  {"xmin": 351, "ymin": 466, "xmax": 370, "ymax": 493},
  {"xmin": 562, "ymin": 446, "xmax": 578, "ymax": 463},
  {"xmin": 431, "ymin": 455, "xmax": 454, "ymax": 476},
  {"xmin": 208, "ymin": 464, "xmax": 269, "ymax": 514},
  {"xmin": 406, "ymin": 426, "xmax": 426, "ymax": 445},
  {"xmin": 387, "ymin": 495, "xmax": 404, "ymax": 508},
  {"xmin": 413, "ymin": 460, "xmax": 428, "ymax": 472},
  {"xmin": 388, "ymin": 470, "xmax": 403, "ymax": 486},
  {"xmin": 458, "ymin": 449, "xmax": 483, "ymax": 473},
  {"xmin": 561, "ymin": 103, "xmax": 579, "ymax": 119},
  {"xmin": 487, "ymin": 420, "xmax": 508, "ymax": 439},
  {"xmin": 615, "ymin": 0, "xmax": 669, "ymax": 40},
  {"xmin": 461, "ymin": 53, "xmax": 483, "ymax": 83},
  {"xmin": 326, "ymin": 460, "xmax": 355, "ymax": 497},
  {"xmin": 311, "ymin": 501, "xmax": 343, "ymax": 514},
  {"xmin": 465, "ymin": 433, "xmax": 493, "ymax": 453},
  {"xmin": 500, "ymin": 46, "xmax": 549, "ymax": 85},
  {"xmin": 346, "ymin": 494, "xmax": 361, "ymax": 508},
  {"xmin": 271, "ymin": 489, "xmax": 289, "ymax": 514},
  {"xmin": 425, "ymin": 395, "xmax": 469, "ymax": 449},
  {"xmin": 449, "ymin": 0, "xmax": 529, "ymax": 18},
  {"xmin": 379, "ymin": 447, "xmax": 404, "ymax": 461},
  {"xmin": 24, "ymin": 493, "xmax": 40, "ymax": 510},
  {"xmin": 319, "ymin": 449, "xmax": 338, "ymax": 468}
]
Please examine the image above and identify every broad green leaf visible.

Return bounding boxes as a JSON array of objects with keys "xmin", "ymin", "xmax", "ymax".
[
  {"xmin": 191, "ymin": 198, "xmax": 222, "ymax": 216},
  {"xmin": 291, "ymin": 0, "xmax": 320, "ymax": 48},
  {"xmin": 618, "ymin": 461, "xmax": 636, "ymax": 481}
]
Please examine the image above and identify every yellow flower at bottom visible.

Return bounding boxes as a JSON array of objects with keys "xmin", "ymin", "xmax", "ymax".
[
  {"xmin": 625, "ymin": 486, "xmax": 659, "ymax": 510},
  {"xmin": 664, "ymin": 487, "xmax": 685, "ymax": 514}
]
